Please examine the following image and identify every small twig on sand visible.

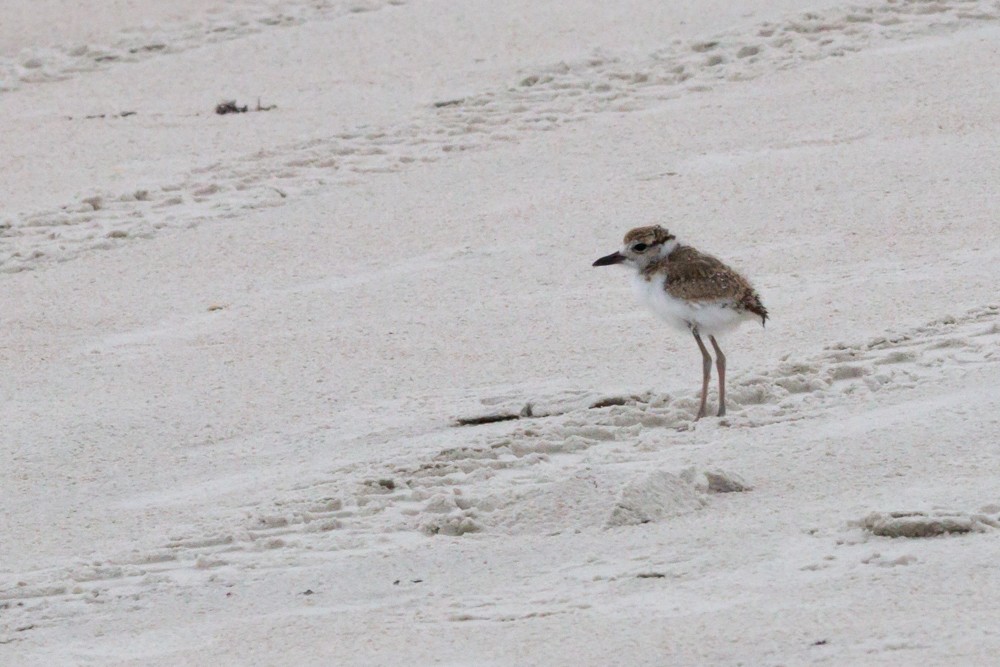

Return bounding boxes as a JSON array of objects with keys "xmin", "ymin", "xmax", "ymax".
[{"xmin": 78, "ymin": 111, "xmax": 137, "ymax": 120}]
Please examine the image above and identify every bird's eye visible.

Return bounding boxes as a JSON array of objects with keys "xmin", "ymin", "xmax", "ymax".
[{"xmin": 632, "ymin": 243, "xmax": 648, "ymax": 252}]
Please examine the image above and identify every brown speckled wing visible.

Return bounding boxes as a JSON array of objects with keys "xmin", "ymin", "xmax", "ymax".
[
  {"xmin": 659, "ymin": 247, "xmax": 747, "ymax": 300},
  {"xmin": 655, "ymin": 246, "xmax": 768, "ymax": 324}
]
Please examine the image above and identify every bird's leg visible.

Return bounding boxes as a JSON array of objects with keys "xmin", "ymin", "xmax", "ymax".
[
  {"xmin": 692, "ymin": 329, "xmax": 712, "ymax": 420},
  {"xmin": 710, "ymin": 335, "xmax": 726, "ymax": 417}
]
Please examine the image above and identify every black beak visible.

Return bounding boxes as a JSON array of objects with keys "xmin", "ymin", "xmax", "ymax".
[{"xmin": 592, "ymin": 251, "xmax": 625, "ymax": 267}]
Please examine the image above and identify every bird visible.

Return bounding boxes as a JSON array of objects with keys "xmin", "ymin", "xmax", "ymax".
[{"xmin": 592, "ymin": 225, "xmax": 767, "ymax": 420}]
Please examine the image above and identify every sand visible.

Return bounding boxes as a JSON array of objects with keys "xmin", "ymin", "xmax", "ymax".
[{"xmin": 3, "ymin": 0, "xmax": 1000, "ymax": 664}]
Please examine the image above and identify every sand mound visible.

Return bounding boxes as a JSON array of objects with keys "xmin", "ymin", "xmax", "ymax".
[
  {"xmin": 860, "ymin": 511, "xmax": 1000, "ymax": 538},
  {"xmin": 606, "ymin": 471, "xmax": 707, "ymax": 527}
]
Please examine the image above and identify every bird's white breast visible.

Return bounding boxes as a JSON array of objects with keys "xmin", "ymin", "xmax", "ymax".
[{"xmin": 630, "ymin": 272, "xmax": 748, "ymax": 335}]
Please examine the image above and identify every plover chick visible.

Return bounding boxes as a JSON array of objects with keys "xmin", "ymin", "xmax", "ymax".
[{"xmin": 593, "ymin": 225, "xmax": 767, "ymax": 420}]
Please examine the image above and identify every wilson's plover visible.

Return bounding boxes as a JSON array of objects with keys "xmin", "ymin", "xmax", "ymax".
[{"xmin": 593, "ymin": 225, "xmax": 767, "ymax": 419}]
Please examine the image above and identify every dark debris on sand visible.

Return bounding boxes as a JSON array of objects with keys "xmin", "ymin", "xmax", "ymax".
[{"xmin": 216, "ymin": 98, "xmax": 277, "ymax": 115}]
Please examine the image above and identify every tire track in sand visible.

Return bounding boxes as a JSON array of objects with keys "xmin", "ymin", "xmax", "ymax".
[{"xmin": 2, "ymin": 0, "xmax": 998, "ymax": 273}]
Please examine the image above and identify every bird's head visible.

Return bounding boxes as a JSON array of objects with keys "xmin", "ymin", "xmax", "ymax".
[{"xmin": 592, "ymin": 225, "xmax": 678, "ymax": 270}]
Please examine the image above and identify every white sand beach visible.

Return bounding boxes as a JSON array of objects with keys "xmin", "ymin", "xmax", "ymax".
[{"xmin": 3, "ymin": 0, "xmax": 1000, "ymax": 664}]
